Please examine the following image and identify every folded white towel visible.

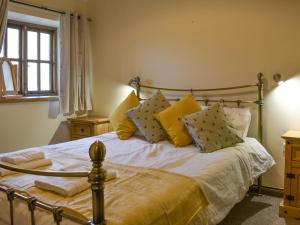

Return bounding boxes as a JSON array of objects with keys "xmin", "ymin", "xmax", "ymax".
[
  {"xmin": 106, "ymin": 170, "xmax": 118, "ymax": 182},
  {"xmin": 35, "ymin": 177, "xmax": 90, "ymax": 197},
  {"xmin": 1, "ymin": 151, "xmax": 45, "ymax": 165},
  {"xmin": 0, "ymin": 159, "xmax": 52, "ymax": 177},
  {"xmin": 35, "ymin": 169, "xmax": 118, "ymax": 197},
  {"xmin": 63, "ymin": 165, "xmax": 118, "ymax": 182},
  {"xmin": 61, "ymin": 164, "xmax": 90, "ymax": 171}
]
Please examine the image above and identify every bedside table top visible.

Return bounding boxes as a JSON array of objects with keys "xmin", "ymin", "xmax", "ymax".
[
  {"xmin": 68, "ymin": 116, "xmax": 110, "ymax": 125},
  {"xmin": 282, "ymin": 130, "xmax": 300, "ymax": 140}
]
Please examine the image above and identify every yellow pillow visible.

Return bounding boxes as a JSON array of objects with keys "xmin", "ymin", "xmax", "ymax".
[
  {"xmin": 110, "ymin": 91, "xmax": 140, "ymax": 139},
  {"xmin": 156, "ymin": 94, "xmax": 201, "ymax": 147}
]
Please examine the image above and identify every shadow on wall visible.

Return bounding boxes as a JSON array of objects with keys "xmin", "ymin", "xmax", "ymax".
[
  {"xmin": 48, "ymin": 100, "xmax": 71, "ymax": 144},
  {"xmin": 49, "ymin": 121, "xmax": 71, "ymax": 145},
  {"xmin": 49, "ymin": 100, "xmax": 60, "ymax": 119}
]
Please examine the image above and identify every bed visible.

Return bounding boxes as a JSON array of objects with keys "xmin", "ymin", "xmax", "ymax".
[{"xmin": 0, "ymin": 73, "xmax": 275, "ymax": 225}]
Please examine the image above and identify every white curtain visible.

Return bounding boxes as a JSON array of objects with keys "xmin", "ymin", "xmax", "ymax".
[
  {"xmin": 59, "ymin": 12, "xmax": 92, "ymax": 114},
  {"xmin": 0, "ymin": 0, "xmax": 8, "ymax": 48}
]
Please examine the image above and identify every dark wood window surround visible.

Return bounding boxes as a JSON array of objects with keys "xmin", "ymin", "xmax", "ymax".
[{"xmin": 0, "ymin": 20, "xmax": 58, "ymax": 103}]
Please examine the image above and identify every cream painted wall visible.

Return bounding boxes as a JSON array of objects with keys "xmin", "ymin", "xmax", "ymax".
[
  {"xmin": 87, "ymin": 0, "xmax": 300, "ymax": 188},
  {"xmin": 0, "ymin": 101, "xmax": 70, "ymax": 151},
  {"xmin": 0, "ymin": 0, "xmax": 88, "ymax": 152}
]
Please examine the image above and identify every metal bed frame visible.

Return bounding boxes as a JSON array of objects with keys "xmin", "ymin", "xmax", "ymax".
[
  {"xmin": 128, "ymin": 73, "xmax": 264, "ymax": 193},
  {"xmin": 0, "ymin": 73, "xmax": 264, "ymax": 225}
]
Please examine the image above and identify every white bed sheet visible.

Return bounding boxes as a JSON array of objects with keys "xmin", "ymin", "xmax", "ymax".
[{"xmin": 0, "ymin": 132, "xmax": 275, "ymax": 225}]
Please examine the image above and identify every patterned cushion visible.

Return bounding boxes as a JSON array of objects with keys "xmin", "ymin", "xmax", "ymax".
[
  {"xmin": 127, "ymin": 91, "xmax": 170, "ymax": 143},
  {"xmin": 181, "ymin": 103, "xmax": 243, "ymax": 152},
  {"xmin": 201, "ymin": 106, "xmax": 252, "ymax": 140}
]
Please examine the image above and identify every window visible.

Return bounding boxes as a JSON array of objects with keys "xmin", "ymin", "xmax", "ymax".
[{"xmin": 0, "ymin": 21, "xmax": 57, "ymax": 96}]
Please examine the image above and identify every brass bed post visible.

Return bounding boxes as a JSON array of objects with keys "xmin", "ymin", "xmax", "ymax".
[
  {"xmin": 257, "ymin": 73, "xmax": 264, "ymax": 194},
  {"xmin": 257, "ymin": 73, "xmax": 264, "ymax": 144},
  {"xmin": 27, "ymin": 197, "xmax": 37, "ymax": 225},
  {"xmin": 88, "ymin": 141, "xmax": 107, "ymax": 225},
  {"xmin": 136, "ymin": 77, "xmax": 141, "ymax": 99},
  {"xmin": 6, "ymin": 188, "xmax": 15, "ymax": 225}
]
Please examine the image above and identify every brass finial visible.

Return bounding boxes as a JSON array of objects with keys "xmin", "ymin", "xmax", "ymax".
[
  {"xmin": 89, "ymin": 141, "xmax": 106, "ymax": 163},
  {"xmin": 257, "ymin": 73, "xmax": 263, "ymax": 82}
]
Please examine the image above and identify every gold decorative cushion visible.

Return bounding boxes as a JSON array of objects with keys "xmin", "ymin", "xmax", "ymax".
[
  {"xmin": 155, "ymin": 94, "xmax": 201, "ymax": 147},
  {"xmin": 181, "ymin": 103, "xmax": 243, "ymax": 152},
  {"xmin": 110, "ymin": 91, "xmax": 140, "ymax": 139},
  {"xmin": 127, "ymin": 91, "xmax": 170, "ymax": 143}
]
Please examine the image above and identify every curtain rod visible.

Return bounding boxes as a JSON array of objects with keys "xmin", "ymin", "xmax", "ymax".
[{"xmin": 9, "ymin": 0, "xmax": 92, "ymax": 22}]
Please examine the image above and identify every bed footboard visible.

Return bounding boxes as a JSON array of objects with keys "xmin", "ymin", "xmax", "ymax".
[{"xmin": 0, "ymin": 141, "xmax": 106, "ymax": 225}]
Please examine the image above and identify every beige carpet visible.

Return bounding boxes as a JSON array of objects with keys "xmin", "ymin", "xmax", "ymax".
[{"xmin": 219, "ymin": 194, "xmax": 300, "ymax": 225}]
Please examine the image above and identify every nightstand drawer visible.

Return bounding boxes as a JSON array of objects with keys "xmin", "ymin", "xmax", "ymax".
[
  {"xmin": 68, "ymin": 117, "xmax": 111, "ymax": 141},
  {"xmin": 72, "ymin": 124, "xmax": 91, "ymax": 136},
  {"xmin": 292, "ymin": 145, "xmax": 300, "ymax": 162}
]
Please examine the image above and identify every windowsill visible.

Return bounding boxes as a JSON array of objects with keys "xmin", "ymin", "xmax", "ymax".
[{"xmin": 0, "ymin": 95, "xmax": 59, "ymax": 103}]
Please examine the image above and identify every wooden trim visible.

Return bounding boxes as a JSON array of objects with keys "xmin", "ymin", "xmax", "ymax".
[
  {"xmin": 0, "ymin": 95, "xmax": 58, "ymax": 103},
  {"xmin": 261, "ymin": 186, "xmax": 284, "ymax": 198},
  {"xmin": 249, "ymin": 185, "xmax": 284, "ymax": 197},
  {"xmin": 279, "ymin": 201, "xmax": 300, "ymax": 219}
]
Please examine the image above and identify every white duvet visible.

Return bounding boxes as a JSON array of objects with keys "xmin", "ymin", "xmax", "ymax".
[{"xmin": 0, "ymin": 132, "xmax": 275, "ymax": 225}]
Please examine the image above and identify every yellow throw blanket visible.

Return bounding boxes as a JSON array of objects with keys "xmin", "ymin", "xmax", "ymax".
[{"xmin": 0, "ymin": 162, "xmax": 208, "ymax": 225}]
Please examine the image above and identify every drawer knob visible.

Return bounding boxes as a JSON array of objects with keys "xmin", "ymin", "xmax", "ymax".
[{"xmin": 81, "ymin": 128, "xmax": 85, "ymax": 133}]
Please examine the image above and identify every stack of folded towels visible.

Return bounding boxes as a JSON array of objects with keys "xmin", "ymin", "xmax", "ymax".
[
  {"xmin": 35, "ymin": 166, "xmax": 118, "ymax": 197},
  {"xmin": 0, "ymin": 150, "xmax": 52, "ymax": 176}
]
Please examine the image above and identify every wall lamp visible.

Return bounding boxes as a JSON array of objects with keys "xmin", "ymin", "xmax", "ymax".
[
  {"xmin": 128, "ymin": 76, "xmax": 140, "ymax": 88},
  {"xmin": 273, "ymin": 73, "xmax": 284, "ymax": 85}
]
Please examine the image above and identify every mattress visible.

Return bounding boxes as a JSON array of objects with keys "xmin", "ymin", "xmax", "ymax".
[{"xmin": 0, "ymin": 132, "xmax": 275, "ymax": 225}]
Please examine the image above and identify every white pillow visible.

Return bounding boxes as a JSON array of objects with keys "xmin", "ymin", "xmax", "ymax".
[
  {"xmin": 223, "ymin": 107, "xmax": 251, "ymax": 140},
  {"xmin": 201, "ymin": 105, "xmax": 251, "ymax": 140}
]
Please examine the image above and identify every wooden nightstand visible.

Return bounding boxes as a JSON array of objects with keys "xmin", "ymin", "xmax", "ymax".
[
  {"xmin": 68, "ymin": 117, "xmax": 112, "ymax": 140},
  {"xmin": 279, "ymin": 130, "xmax": 300, "ymax": 219}
]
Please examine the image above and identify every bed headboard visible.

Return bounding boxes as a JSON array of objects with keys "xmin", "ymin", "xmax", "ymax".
[{"xmin": 128, "ymin": 73, "xmax": 264, "ymax": 144}]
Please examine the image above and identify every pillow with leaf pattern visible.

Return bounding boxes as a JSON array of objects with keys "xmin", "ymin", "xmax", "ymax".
[
  {"xmin": 181, "ymin": 103, "xmax": 243, "ymax": 152},
  {"xmin": 127, "ymin": 91, "xmax": 170, "ymax": 143}
]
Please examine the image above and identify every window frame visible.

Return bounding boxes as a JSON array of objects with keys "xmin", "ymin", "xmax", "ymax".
[
  {"xmin": 2, "ymin": 23, "xmax": 22, "ymax": 93},
  {"xmin": 2, "ymin": 20, "xmax": 57, "ymax": 96}
]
